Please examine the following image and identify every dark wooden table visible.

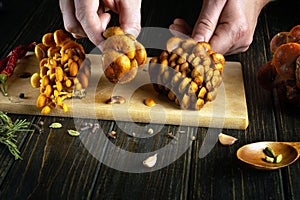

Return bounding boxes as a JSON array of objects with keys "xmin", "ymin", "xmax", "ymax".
[{"xmin": 0, "ymin": 0, "xmax": 299, "ymax": 199}]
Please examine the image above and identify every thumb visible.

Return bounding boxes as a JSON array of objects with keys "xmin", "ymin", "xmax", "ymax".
[
  {"xmin": 192, "ymin": 0, "xmax": 226, "ymax": 42},
  {"xmin": 118, "ymin": 1, "xmax": 141, "ymax": 37}
]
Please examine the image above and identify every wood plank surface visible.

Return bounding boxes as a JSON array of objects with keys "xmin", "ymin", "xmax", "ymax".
[
  {"xmin": 263, "ymin": 2, "xmax": 300, "ymax": 199},
  {"xmin": 0, "ymin": 53, "xmax": 248, "ymax": 129}
]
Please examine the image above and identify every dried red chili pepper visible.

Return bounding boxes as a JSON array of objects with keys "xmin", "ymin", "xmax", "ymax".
[
  {"xmin": 1, "ymin": 43, "xmax": 35, "ymax": 77},
  {"xmin": 0, "ymin": 42, "xmax": 35, "ymax": 96}
]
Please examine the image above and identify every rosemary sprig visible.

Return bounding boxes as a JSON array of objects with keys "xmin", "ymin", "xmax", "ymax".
[{"xmin": 0, "ymin": 111, "xmax": 33, "ymax": 160}]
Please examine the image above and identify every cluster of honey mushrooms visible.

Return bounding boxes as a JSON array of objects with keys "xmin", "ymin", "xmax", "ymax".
[
  {"xmin": 258, "ymin": 25, "xmax": 300, "ymax": 107},
  {"xmin": 101, "ymin": 27, "xmax": 147, "ymax": 84},
  {"xmin": 30, "ymin": 27, "xmax": 225, "ymax": 114},
  {"xmin": 149, "ymin": 37, "xmax": 225, "ymax": 110},
  {"xmin": 30, "ymin": 30, "xmax": 91, "ymax": 114}
]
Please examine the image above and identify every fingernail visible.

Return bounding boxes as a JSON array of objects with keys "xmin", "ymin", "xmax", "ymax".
[
  {"xmin": 169, "ymin": 24, "xmax": 175, "ymax": 30},
  {"xmin": 193, "ymin": 35, "xmax": 205, "ymax": 42},
  {"xmin": 124, "ymin": 28, "xmax": 139, "ymax": 38}
]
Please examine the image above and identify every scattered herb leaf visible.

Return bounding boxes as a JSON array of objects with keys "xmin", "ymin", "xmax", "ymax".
[
  {"xmin": 68, "ymin": 129, "xmax": 80, "ymax": 137},
  {"xmin": 147, "ymin": 128, "xmax": 154, "ymax": 135},
  {"xmin": 49, "ymin": 122, "xmax": 62, "ymax": 129}
]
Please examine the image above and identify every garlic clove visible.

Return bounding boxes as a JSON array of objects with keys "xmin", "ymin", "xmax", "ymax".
[
  {"xmin": 218, "ymin": 133, "xmax": 238, "ymax": 146},
  {"xmin": 143, "ymin": 153, "xmax": 157, "ymax": 168}
]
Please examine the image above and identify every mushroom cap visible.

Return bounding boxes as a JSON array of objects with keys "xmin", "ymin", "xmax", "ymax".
[
  {"xmin": 272, "ymin": 43, "xmax": 300, "ymax": 80},
  {"xmin": 101, "ymin": 27, "xmax": 147, "ymax": 84}
]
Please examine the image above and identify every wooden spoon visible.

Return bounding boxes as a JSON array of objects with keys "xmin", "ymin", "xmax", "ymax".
[{"xmin": 236, "ymin": 141, "xmax": 300, "ymax": 170}]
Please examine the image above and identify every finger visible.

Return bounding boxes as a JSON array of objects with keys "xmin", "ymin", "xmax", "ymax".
[
  {"xmin": 118, "ymin": 1, "xmax": 141, "ymax": 37},
  {"xmin": 208, "ymin": 24, "xmax": 233, "ymax": 55},
  {"xmin": 103, "ymin": 0, "xmax": 117, "ymax": 13},
  {"xmin": 173, "ymin": 18, "xmax": 193, "ymax": 32},
  {"xmin": 72, "ymin": 33, "xmax": 85, "ymax": 39},
  {"xmin": 59, "ymin": 0, "xmax": 86, "ymax": 37},
  {"xmin": 209, "ymin": 23, "xmax": 253, "ymax": 55},
  {"xmin": 169, "ymin": 18, "xmax": 193, "ymax": 36},
  {"xmin": 192, "ymin": 0, "xmax": 227, "ymax": 42},
  {"xmin": 98, "ymin": 12, "xmax": 111, "ymax": 32},
  {"xmin": 226, "ymin": 45, "xmax": 249, "ymax": 55},
  {"xmin": 169, "ymin": 24, "xmax": 191, "ymax": 37},
  {"xmin": 225, "ymin": 37, "xmax": 251, "ymax": 55},
  {"xmin": 74, "ymin": 0, "xmax": 108, "ymax": 45}
]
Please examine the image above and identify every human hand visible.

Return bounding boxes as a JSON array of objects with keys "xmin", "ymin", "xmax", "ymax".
[
  {"xmin": 59, "ymin": 0, "xmax": 142, "ymax": 46},
  {"xmin": 169, "ymin": 0, "xmax": 270, "ymax": 55}
]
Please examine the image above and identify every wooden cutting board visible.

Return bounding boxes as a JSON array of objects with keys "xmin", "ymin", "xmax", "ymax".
[{"xmin": 0, "ymin": 53, "xmax": 248, "ymax": 129}]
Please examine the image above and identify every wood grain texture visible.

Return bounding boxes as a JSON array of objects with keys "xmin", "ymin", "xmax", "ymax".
[
  {"xmin": 0, "ymin": 117, "xmax": 112, "ymax": 199},
  {"xmin": 264, "ymin": 2, "xmax": 300, "ymax": 199},
  {"xmin": 90, "ymin": 123, "xmax": 193, "ymax": 200}
]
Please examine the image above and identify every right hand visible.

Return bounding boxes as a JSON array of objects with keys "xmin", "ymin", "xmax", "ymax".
[{"xmin": 170, "ymin": 0, "xmax": 270, "ymax": 55}]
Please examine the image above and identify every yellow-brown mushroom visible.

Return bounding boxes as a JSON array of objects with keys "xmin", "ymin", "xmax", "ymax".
[
  {"xmin": 257, "ymin": 24, "xmax": 300, "ymax": 108},
  {"xmin": 31, "ymin": 29, "xmax": 91, "ymax": 114},
  {"xmin": 101, "ymin": 26, "xmax": 147, "ymax": 84},
  {"xmin": 148, "ymin": 36, "xmax": 225, "ymax": 110}
]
